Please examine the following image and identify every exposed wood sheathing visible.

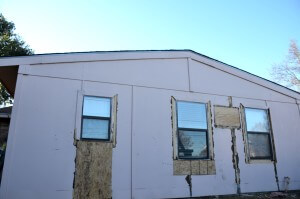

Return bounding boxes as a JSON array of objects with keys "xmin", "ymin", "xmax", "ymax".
[
  {"xmin": 73, "ymin": 141, "xmax": 112, "ymax": 199},
  {"xmin": 110, "ymin": 95, "xmax": 118, "ymax": 148},
  {"xmin": 207, "ymin": 101, "xmax": 215, "ymax": 160},
  {"xmin": 207, "ymin": 160, "xmax": 216, "ymax": 175},
  {"xmin": 174, "ymin": 160, "xmax": 191, "ymax": 175},
  {"xmin": 173, "ymin": 160, "xmax": 215, "ymax": 175},
  {"xmin": 191, "ymin": 160, "xmax": 200, "ymax": 175},
  {"xmin": 199, "ymin": 160, "xmax": 208, "ymax": 175},
  {"xmin": 239, "ymin": 104, "xmax": 249, "ymax": 163},
  {"xmin": 231, "ymin": 129, "xmax": 241, "ymax": 194},
  {"xmin": 171, "ymin": 96, "xmax": 178, "ymax": 159},
  {"xmin": 228, "ymin": 97, "xmax": 241, "ymax": 194},
  {"xmin": 214, "ymin": 106, "xmax": 240, "ymax": 129}
]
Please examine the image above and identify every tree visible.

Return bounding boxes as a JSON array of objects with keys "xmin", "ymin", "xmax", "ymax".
[
  {"xmin": 0, "ymin": 13, "xmax": 33, "ymax": 105},
  {"xmin": 0, "ymin": 86, "xmax": 11, "ymax": 105},
  {"xmin": 271, "ymin": 40, "xmax": 300, "ymax": 91}
]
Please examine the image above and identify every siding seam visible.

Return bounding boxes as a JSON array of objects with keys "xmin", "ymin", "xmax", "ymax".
[
  {"xmin": 130, "ymin": 86, "xmax": 134, "ymax": 199},
  {"xmin": 18, "ymin": 74, "xmax": 298, "ymax": 104},
  {"xmin": 187, "ymin": 58, "xmax": 191, "ymax": 92}
]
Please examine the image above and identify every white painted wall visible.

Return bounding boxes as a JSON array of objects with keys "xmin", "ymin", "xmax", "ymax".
[
  {"xmin": 132, "ymin": 87, "xmax": 237, "ymax": 198},
  {"xmin": 266, "ymin": 102, "xmax": 300, "ymax": 190},
  {"xmin": 1, "ymin": 75, "xmax": 81, "ymax": 199},
  {"xmin": 232, "ymin": 98, "xmax": 278, "ymax": 193},
  {"xmin": 1, "ymin": 54, "xmax": 299, "ymax": 199}
]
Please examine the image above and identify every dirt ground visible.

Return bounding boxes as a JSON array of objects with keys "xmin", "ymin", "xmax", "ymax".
[{"xmin": 194, "ymin": 191, "xmax": 300, "ymax": 199}]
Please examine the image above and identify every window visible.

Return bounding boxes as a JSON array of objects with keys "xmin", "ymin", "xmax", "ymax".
[
  {"xmin": 244, "ymin": 108, "xmax": 273, "ymax": 160},
  {"xmin": 81, "ymin": 96, "xmax": 111, "ymax": 140},
  {"xmin": 177, "ymin": 101, "xmax": 208, "ymax": 159},
  {"xmin": 171, "ymin": 97, "xmax": 215, "ymax": 175}
]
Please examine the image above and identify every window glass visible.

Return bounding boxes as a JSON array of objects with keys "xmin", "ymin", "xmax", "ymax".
[
  {"xmin": 245, "ymin": 108, "xmax": 273, "ymax": 160},
  {"xmin": 178, "ymin": 130, "xmax": 208, "ymax": 158},
  {"xmin": 248, "ymin": 133, "xmax": 271, "ymax": 158},
  {"xmin": 81, "ymin": 96, "xmax": 111, "ymax": 140},
  {"xmin": 245, "ymin": 108, "xmax": 269, "ymax": 132},
  {"xmin": 82, "ymin": 119, "xmax": 109, "ymax": 139},
  {"xmin": 177, "ymin": 101, "xmax": 207, "ymax": 129},
  {"xmin": 176, "ymin": 101, "xmax": 208, "ymax": 159},
  {"xmin": 83, "ymin": 96, "xmax": 111, "ymax": 117}
]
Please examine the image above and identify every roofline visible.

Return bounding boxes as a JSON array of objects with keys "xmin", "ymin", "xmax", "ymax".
[
  {"xmin": 0, "ymin": 49, "xmax": 299, "ymax": 99},
  {"xmin": 187, "ymin": 50, "xmax": 300, "ymax": 96},
  {"xmin": 0, "ymin": 49, "xmax": 190, "ymax": 58}
]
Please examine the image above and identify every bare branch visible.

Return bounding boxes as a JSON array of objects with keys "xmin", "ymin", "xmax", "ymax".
[{"xmin": 271, "ymin": 40, "xmax": 300, "ymax": 91}]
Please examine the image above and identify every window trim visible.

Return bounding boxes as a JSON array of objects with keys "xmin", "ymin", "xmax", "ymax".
[
  {"xmin": 242, "ymin": 106, "xmax": 276, "ymax": 162},
  {"xmin": 80, "ymin": 95, "xmax": 112, "ymax": 141},
  {"xmin": 175, "ymin": 99, "xmax": 211, "ymax": 160}
]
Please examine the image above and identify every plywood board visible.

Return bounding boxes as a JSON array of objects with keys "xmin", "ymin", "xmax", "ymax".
[
  {"xmin": 173, "ymin": 160, "xmax": 191, "ymax": 175},
  {"xmin": 214, "ymin": 106, "xmax": 240, "ymax": 129},
  {"xmin": 191, "ymin": 160, "xmax": 200, "ymax": 175},
  {"xmin": 173, "ymin": 160, "xmax": 215, "ymax": 175},
  {"xmin": 73, "ymin": 141, "xmax": 112, "ymax": 199},
  {"xmin": 199, "ymin": 160, "xmax": 208, "ymax": 175},
  {"xmin": 207, "ymin": 160, "xmax": 216, "ymax": 175}
]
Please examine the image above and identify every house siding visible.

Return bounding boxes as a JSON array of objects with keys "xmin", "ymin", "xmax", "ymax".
[{"xmin": 0, "ymin": 54, "xmax": 299, "ymax": 199}]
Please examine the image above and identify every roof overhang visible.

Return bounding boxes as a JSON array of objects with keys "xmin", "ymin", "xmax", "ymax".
[{"xmin": 0, "ymin": 66, "xmax": 18, "ymax": 97}]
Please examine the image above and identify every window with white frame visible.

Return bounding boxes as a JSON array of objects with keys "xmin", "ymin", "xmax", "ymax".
[
  {"xmin": 81, "ymin": 96, "xmax": 112, "ymax": 140},
  {"xmin": 244, "ymin": 108, "xmax": 274, "ymax": 160},
  {"xmin": 176, "ymin": 101, "xmax": 209, "ymax": 159}
]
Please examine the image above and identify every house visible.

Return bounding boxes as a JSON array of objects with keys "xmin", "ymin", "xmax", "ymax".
[{"xmin": 0, "ymin": 50, "xmax": 299, "ymax": 199}]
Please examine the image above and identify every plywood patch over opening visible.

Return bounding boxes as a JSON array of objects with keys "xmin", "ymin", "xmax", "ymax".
[
  {"xmin": 214, "ymin": 106, "xmax": 240, "ymax": 129},
  {"xmin": 73, "ymin": 141, "xmax": 112, "ymax": 199},
  {"xmin": 173, "ymin": 160, "xmax": 216, "ymax": 175}
]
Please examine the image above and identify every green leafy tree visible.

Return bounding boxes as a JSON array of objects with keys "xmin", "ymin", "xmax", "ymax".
[
  {"xmin": 0, "ymin": 13, "xmax": 33, "ymax": 105},
  {"xmin": 0, "ymin": 86, "xmax": 11, "ymax": 105},
  {"xmin": 271, "ymin": 40, "xmax": 300, "ymax": 91}
]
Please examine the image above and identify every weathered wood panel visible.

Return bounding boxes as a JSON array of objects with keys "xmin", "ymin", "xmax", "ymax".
[
  {"xmin": 207, "ymin": 160, "xmax": 216, "ymax": 175},
  {"xmin": 199, "ymin": 160, "xmax": 208, "ymax": 175},
  {"xmin": 173, "ymin": 160, "xmax": 190, "ymax": 175},
  {"xmin": 73, "ymin": 141, "xmax": 112, "ymax": 199},
  {"xmin": 191, "ymin": 160, "xmax": 200, "ymax": 175},
  {"xmin": 214, "ymin": 106, "xmax": 240, "ymax": 128},
  {"xmin": 173, "ymin": 160, "xmax": 216, "ymax": 175}
]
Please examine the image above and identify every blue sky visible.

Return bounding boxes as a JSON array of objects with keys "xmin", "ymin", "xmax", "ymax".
[{"xmin": 1, "ymin": 0, "xmax": 299, "ymax": 81}]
